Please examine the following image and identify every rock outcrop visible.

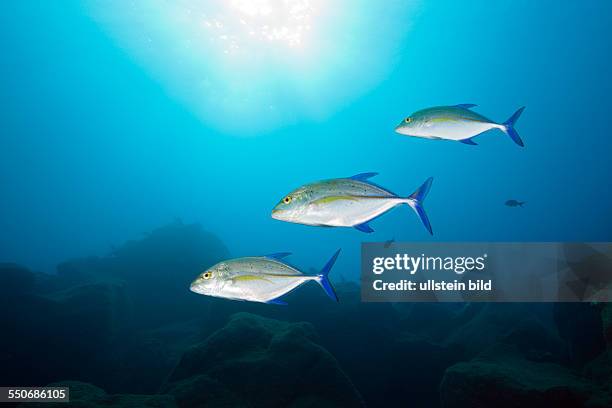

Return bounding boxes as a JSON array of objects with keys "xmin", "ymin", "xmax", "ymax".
[
  {"xmin": 164, "ymin": 313, "xmax": 364, "ymax": 408},
  {"xmin": 20, "ymin": 381, "xmax": 177, "ymax": 407},
  {"xmin": 440, "ymin": 344, "xmax": 608, "ymax": 408}
]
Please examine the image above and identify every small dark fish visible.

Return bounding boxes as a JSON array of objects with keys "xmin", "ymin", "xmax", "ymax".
[
  {"xmin": 505, "ymin": 200, "xmax": 525, "ymax": 207},
  {"xmin": 383, "ymin": 238, "xmax": 396, "ymax": 248}
]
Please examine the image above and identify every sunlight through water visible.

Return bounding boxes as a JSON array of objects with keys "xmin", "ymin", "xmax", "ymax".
[
  {"xmin": 217, "ymin": 0, "xmax": 315, "ymax": 50},
  {"xmin": 87, "ymin": 0, "xmax": 419, "ymax": 135}
]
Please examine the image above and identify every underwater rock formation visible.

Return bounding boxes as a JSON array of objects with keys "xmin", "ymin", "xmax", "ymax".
[
  {"xmin": 384, "ymin": 333, "xmax": 462, "ymax": 407},
  {"xmin": 439, "ymin": 343, "xmax": 609, "ymax": 408},
  {"xmin": 602, "ymin": 304, "xmax": 612, "ymax": 349},
  {"xmin": 106, "ymin": 318, "xmax": 211, "ymax": 394},
  {"xmin": 388, "ymin": 303, "xmax": 573, "ymax": 407},
  {"xmin": 0, "ymin": 270, "xmax": 131, "ymax": 388},
  {"xmin": 20, "ymin": 381, "xmax": 177, "ymax": 407},
  {"xmin": 164, "ymin": 313, "xmax": 365, "ymax": 408},
  {"xmin": 554, "ymin": 303, "xmax": 606, "ymax": 368},
  {"xmin": 393, "ymin": 302, "xmax": 473, "ymax": 343},
  {"xmin": 584, "ymin": 350, "xmax": 612, "ymax": 387},
  {"xmin": 51, "ymin": 222, "xmax": 230, "ymax": 330},
  {"xmin": 281, "ymin": 281, "xmax": 404, "ymax": 406},
  {"xmin": 442, "ymin": 303, "xmax": 553, "ymax": 358},
  {"xmin": 0, "ymin": 263, "xmax": 36, "ymax": 296},
  {"xmin": 0, "ymin": 223, "xmax": 230, "ymax": 394},
  {"xmin": 500, "ymin": 317, "xmax": 568, "ymax": 364},
  {"xmin": 582, "ymin": 304, "xmax": 612, "ymax": 391},
  {"xmin": 439, "ymin": 307, "xmax": 612, "ymax": 408},
  {"xmin": 4, "ymin": 226, "xmax": 612, "ymax": 406}
]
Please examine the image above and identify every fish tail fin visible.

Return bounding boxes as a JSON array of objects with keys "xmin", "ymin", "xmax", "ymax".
[
  {"xmin": 406, "ymin": 177, "xmax": 434, "ymax": 235},
  {"xmin": 502, "ymin": 107, "xmax": 525, "ymax": 147},
  {"xmin": 316, "ymin": 249, "xmax": 341, "ymax": 302}
]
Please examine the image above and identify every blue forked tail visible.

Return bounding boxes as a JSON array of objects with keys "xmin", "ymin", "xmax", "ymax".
[
  {"xmin": 408, "ymin": 177, "xmax": 434, "ymax": 235},
  {"xmin": 502, "ymin": 107, "xmax": 525, "ymax": 147},
  {"xmin": 317, "ymin": 249, "xmax": 341, "ymax": 302}
]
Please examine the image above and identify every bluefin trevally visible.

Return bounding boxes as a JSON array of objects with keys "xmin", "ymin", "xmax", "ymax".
[
  {"xmin": 271, "ymin": 173, "xmax": 433, "ymax": 235},
  {"xmin": 395, "ymin": 104, "xmax": 525, "ymax": 147},
  {"xmin": 383, "ymin": 238, "xmax": 396, "ymax": 248},
  {"xmin": 505, "ymin": 199, "xmax": 526, "ymax": 207},
  {"xmin": 189, "ymin": 250, "xmax": 340, "ymax": 305}
]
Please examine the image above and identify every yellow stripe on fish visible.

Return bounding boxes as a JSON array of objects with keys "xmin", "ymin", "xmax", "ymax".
[
  {"xmin": 231, "ymin": 275, "xmax": 274, "ymax": 283},
  {"xmin": 428, "ymin": 116, "xmax": 487, "ymax": 124},
  {"xmin": 311, "ymin": 195, "xmax": 360, "ymax": 205}
]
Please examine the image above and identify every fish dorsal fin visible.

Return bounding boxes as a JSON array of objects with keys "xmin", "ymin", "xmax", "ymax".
[
  {"xmin": 454, "ymin": 103, "xmax": 477, "ymax": 109},
  {"xmin": 260, "ymin": 255, "xmax": 303, "ymax": 275},
  {"xmin": 265, "ymin": 252, "xmax": 292, "ymax": 260},
  {"xmin": 349, "ymin": 172, "xmax": 378, "ymax": 181},
  {"xmin": 348, "ymin": 173, "xmax": 398, "ymax": 198}
]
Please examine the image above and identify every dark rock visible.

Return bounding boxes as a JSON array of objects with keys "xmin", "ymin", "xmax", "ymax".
[
  {"xmin": 583, "ymin": 350, "xmax": 612, "ymax": 385},
  {"xmin": 162, "ymin": 279, "xmax": 402, "ymax": 407},
  {"xmin": 164, "ymin": 374, "xmax": 246, "ymax": 408},
  {"xmin": 554, "ymin": 303, "xmax": 606, "ymax": 367},
  {"xmin": 1, "ymin": 223, "xmax": 232, "ymax": 394},
  {"xmin": 500, "ymin": 317, "xmax": 568, "ymax": 364},
  {"xmin": 45, "ymin": 280, "xmax": 132, "ymax": 345},
  {"xmin": 440, "ymin": 344, "xmax": 605, "ymax": 408},
  {"xmin": 385, "ymin": 334, "xmax": 463, "ymax": 407},
  {"xmin": 0, "ymin": 276, "xmax": 131, "ymax": 389},
  {"xmin": 602, "ymin": 304, "xmax": 612, "ymax": 349},
  {"xmin": 444, "ymin": 303, "xmax": 551, "ymax": 358},
  {"xmin": 165, "ymin": 313, "xmax": 364, "ymax": 408},
  {"xmin": 394, "ymin": 303, "xmax": 480, "ymax": 343},
  {"xmin": 281, "ymin": 280, "xmax": 401, "ymax": 407},
  {"xmin": 0, "ymin": 263, "xmax": 36, "ymax": 296},
  {"xmin": 52, "ymin": 222, "xmax": 230, "ymax": 330},
  {"xmin": 20, "ymin": 381, "xmax": 177, "ymax": 407},
  {"xmin": 106, "ymin": 318, "xmax": 208, "ymax": 394}
]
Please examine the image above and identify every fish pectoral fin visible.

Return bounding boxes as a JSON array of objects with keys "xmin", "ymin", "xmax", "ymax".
[
  {"xmin": 459, "ymin": 138, "xmax": 478, "ymax": 145},
  {"xmin": 266, "ymin": 298, "xmax": 288, "ymax": 306},
  {"xmin": 354, "ymin": 222, "xmax": 374, "ymax": 233}
]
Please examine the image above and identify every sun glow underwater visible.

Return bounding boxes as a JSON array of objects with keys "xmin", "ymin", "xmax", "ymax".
[{"xmin": 87, "ymin": 0, "xmax": 417, "ymax": 135}]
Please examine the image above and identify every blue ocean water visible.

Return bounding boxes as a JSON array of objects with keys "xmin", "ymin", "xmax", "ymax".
[
  {"xmin": 0, "ymin": 0, "xmax": 610, "ymax": 268},
  {"xmin": 2, "ymin": 2, "xmax": 612, "ymax": 406}
]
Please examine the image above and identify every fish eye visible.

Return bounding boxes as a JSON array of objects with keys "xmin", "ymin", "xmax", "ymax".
[
  {"xmin": 405, "ymin": 117, "xmax": 412, "ymax": 123},
  {"xmin": 203, "ymin": 272, "xmax": 212, "ymax": 280},
  {"xmin": 283, "ymin": 196, "xmax": 292, "ymax": 204}
]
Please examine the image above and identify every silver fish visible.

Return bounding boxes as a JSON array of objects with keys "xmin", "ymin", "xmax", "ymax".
[
  {"xmin": 395, "ymin": 104, "xmax": 525, "ymax": 147},
  {"xmin": 189, "ymin": 250, "xmax": 340, "ymax": 305},
  {"xmin": 271, "ymin": 173, "xmax": 433, "ymax": 235}
]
